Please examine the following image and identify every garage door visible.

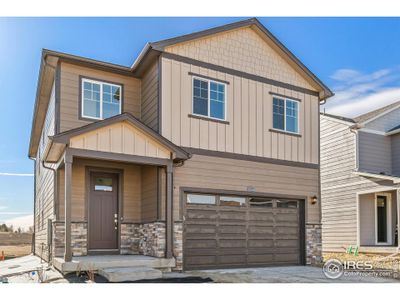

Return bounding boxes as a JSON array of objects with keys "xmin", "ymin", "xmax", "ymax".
[{"xmin": 183, "ymin": 193, "xmax": 305, "ymax": 270}]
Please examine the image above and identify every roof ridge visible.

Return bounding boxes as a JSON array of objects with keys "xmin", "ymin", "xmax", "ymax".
[{"xmin": 353, "ymin": 100, "xmax": 400, "ymax": 123}]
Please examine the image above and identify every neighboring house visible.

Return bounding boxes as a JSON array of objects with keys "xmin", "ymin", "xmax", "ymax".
[
  {"xmin": 321, "ymin": 102, "xmax": 400, "ymax": 253},
  {"xmin": 29, "ymin": 18, "xmax": 332, "ymax": 272}
]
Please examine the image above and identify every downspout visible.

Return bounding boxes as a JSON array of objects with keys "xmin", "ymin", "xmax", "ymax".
[{"xmin": 350, "ymin": 124, "xmax": 362, "ymax": 172}]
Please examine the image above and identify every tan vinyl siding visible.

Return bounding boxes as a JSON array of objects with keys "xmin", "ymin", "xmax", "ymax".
[
  {"xmin": 320, "ymin": 115, "xmax": 399, "ymax": 252},
  {"xmin": 57, "ymin": 158, "xmax": 143, "ymax": 223},
  {"xmin": 161, "ymin": 57, "xmax": 319, "ymax": 164},
  {"xmin": 35, "ymin": 82, "xmax": 56, "ymax": 259},
  {"xmin": 359, "ymin": 193, "xmax": 375, "ymax": 245},
  {"xmin": 69, "ymin": 121, "xmax": 171, "ymax": 159},
  {"xmin": 141, "ymin": 166, "xmax": 158, "ymax": 222},
  {"xmin": 140, "ymin": 60, "xmax": 159, "ymax": 131},
  {"xmin": 59, "ymin": 62, "xmax": 141, "ymax": 132},
  {"xmin": 165, "ymin": 26, "xmax": 316, "ymax": 91},
  {"xmin": 172, "ymin": 154, "xmax": 320, "ymax": 223}
]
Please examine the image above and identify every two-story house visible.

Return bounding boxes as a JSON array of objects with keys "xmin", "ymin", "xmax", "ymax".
[
  {"xmin": 29, "ymin": 18, "xmax": 332, "ymax": 274},
  {"xmin": 321, "ymin": 102, "xmax": 400, "ymax": 253}
]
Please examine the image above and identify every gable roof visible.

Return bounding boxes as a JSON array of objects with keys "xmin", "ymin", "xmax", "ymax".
[
  {"xmin": 50, "ymin": 113, "xmax": 191, "ymax": 160},
  {"xmin": 353, "ymin": 100, "xmax": 400, "ymax": 124},
  {"xmin": 320, "ymin": 112, "xmax": 356, "ymax": 124},
  {"xmin": 149, "ymin": 18, "xmax": 333, "ymax": 99}
]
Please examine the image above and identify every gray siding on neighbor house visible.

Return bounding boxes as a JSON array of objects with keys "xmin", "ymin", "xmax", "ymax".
[
  {"xmin": 320, "ymin": 115, "xmax": 396, "ymax": 252},
  {"xmin": 364, "ymin": 107, "xmax": 400, "ymax": 132},
  {"xmin": 358, "ymin": 131, "xmax": 392, "ymax": 175},
  {"xmin": 392, "ymin": 134, "xmax": 400, "ymax": 176},
  {"xmin": 140, "ymin": 60, "xmax": 159, "ymax": 131},
  {"xmin": 35, "ymin": 82, "xmax": 56, "ymax": 260}
]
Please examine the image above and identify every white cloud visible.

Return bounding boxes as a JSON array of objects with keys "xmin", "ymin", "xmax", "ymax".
[
  {"xmin": 0, "ymin": 206, "xmax": 7, "ymax": 210},
  {"xmin": 0, "ymin": 172, "xmax": 33, "ymax": 177},
  {"xmin": 2, "ymin": 214, "xmax": 33, "ymax": 232},
  {"xmin": 0, "ymin": 212, "xmax": 31, "ymax": 215},
  {"xmin": 323, "ymin": 67, "xmax": 400, "ymax": 117}
]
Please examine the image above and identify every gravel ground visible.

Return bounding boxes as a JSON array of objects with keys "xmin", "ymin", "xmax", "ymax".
[{"xmin": 324, "ymin": 252, "xmax": 400, "ymax": 273}]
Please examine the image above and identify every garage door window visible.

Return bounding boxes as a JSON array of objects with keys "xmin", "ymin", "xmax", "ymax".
[
  {"xmin": 220, "ymin": 196, "xmax": 246, "ymax": 207},
  {"xmin": 187, "ymin": 194, "xmax": 216, "ymax": 205},
  {"xmin": 249, "ymin": 197, "xmax": 274, "ymax": 207},
  {"xmin": 277, "ymin": 200, "xmax": 298, "ymax": 208}
]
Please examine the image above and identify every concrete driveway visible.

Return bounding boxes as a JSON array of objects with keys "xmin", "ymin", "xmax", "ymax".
[{"xmin": 184, "ymin": 266, "xmax": 399, "ymax": 283}]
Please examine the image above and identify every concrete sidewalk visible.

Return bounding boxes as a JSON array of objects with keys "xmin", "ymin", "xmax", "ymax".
[{"xmin": 185, "ymin": 266, "xmax": 399, "ymax": 283}]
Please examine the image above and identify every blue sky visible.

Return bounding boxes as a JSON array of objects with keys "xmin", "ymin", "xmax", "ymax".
[{"xmin": 0, "ymin": 17, "xmax": 399, "ymax": 227}]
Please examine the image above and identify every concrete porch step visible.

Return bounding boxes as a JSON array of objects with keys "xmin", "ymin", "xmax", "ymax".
[{"xmin": 98, "ymin": 267, "xmax": 162, "ymax": 282}]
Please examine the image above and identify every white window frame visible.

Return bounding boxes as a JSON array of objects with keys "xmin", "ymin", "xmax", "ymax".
[
  {"xmin": 192, "ymin": 76, "xmax": 227, "ymax": 121},
  {"xmin": 81, "ymin": 78, "xmax": 122, "ymax": 120},
  {"xmin": 272, "ymin": 96, "xmax": 300, "ymax": 134},
  {"xmin": 374, "ymin": 192, "xmax": 392, "ymax": 245}
]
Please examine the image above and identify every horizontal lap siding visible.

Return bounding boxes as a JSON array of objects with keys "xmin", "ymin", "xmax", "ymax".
[
  {"xmin": 140, "ymin": 60, "xmax": 159, "ymax": 131},
  {"xmin": 320, "ymin": 116, "xmax": 398, "ymax": 252},
  {"xmin": 59, "ymin": 62, "xmax": 141, "ymax": 132},
  {"xmin": 161, "ymin": 57, "xmax": 319, "ymax": 164},
  {"xmin": 35, "ymin": 82, "xmax": 56, "ymax": 259},
  {"xmin": 391, "ymin": 134, "xmax": 400, "ymax": 176},
  {"xmin": 173, "ymin": 154, "xmax": 319, "ymax": 223}
]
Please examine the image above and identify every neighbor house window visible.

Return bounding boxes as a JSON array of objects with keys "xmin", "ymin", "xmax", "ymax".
[
  {"xmin": 187, "ymin": 194, "xmax": 216, "ymax": 205},
  {"xmin": 82, "ymin": 78, "xmax": 122, "ymax": 120},
  {"xmin": 193, "ymin": 77, "xmax": 226, "ymax": 120},
  {"xmin": 273, "ymin": 97, "xmax": 299, "ymax": 133}
]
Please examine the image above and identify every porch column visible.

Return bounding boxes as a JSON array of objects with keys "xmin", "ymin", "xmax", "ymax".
[
  {"xmin": 165, "ymin": 163, "xmax": 173, "ymax": 258},
  {"xmin": 397, "ymin": 189, "xmax": 400, "ymax": 248},
  {"xmin": 64, "ymin": 153, "xmax": 73, "ymax": 262}
]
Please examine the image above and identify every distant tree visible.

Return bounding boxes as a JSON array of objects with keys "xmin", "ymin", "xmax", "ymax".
[
  {"xmin": 0, "ymin": 224, "xmax": 7, "ymax": 232},
  {"xmin": 28, "ymin": 226, "xmax": 34, "ymax": 233},
  {"xmin": 17, "ymin": 227, "xmax": 22, "ymax": 234}
]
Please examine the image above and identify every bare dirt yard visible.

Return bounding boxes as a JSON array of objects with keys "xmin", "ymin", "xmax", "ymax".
[{"xmin": 0, "ymin": 232, "xmax": 32, "ymax": 259}]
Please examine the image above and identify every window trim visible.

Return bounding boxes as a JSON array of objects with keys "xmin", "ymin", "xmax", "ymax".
[
  {"xmin": 80, "ymin": 77, "xmax": 123, "ymax": 120},
  {"xmin": 272, "ymin": 96, "xmax": 300, "ymax": 134},
  {"xmin": 191, "ymin": 76, "xmax": 227, "ymax": 122}
]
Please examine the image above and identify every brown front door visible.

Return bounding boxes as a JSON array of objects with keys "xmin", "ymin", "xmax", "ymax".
[{"xmin": 89, "ymin": 172, "xmax": 119, "ymax": 252}]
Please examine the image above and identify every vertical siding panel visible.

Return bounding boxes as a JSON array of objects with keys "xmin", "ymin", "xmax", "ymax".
[
  {"xmin": 263, "ymin": 84, "xmax": 272, "ymax": 158},
  {"xmin": 161, "ymin": 58, "xmax": 172, "ymax": 139},
  {"xmin": 171, "ymin": 61, "xmax": 181, "ymax": 144},
  {"xmin": 304, "ymin": 94, "xmax": 312, "ymax": 163},
  {"xmin": 225, "ymin": 74, "xmax": 234, "ymax": 153},
  {"xmin": 199, "ymin": 121, "xmax": 209, "ymax": 149},
  {"xmin": 180, "ymin": 63, "xmax": 191, "ymax": 147},
  {"xmin": 241, "ymin": 78, "xmax": 249, "ymax": 155},
  {"xmin": 298, "ymin": 93, "xmax": 306, "ymax": 162},
  {"xmin": 190, "ymin": 118, "xmax": 200, "ymax": 148},
  {"xmin": 233, "ymin": 76, "xmax": 242, "ymax": 153},
  {"xmin": 311, "ymin": 96, "xmax": 319, "ymax": 164},
  {"xmin": 256, "ymin": 82, "xmax": 263, "ymax": 157},
  {"xmin": 248, "ymin": 81, "xmax": 257, "ymax": 156}
]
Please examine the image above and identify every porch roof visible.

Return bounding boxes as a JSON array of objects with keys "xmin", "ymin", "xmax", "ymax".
[
  {"xmin": 45, "ymin": 113, "xmax": 191, "ymax": 163},
  {"xmin": 354, "ymin": 171, "xmax": 400, "ymax": 184}
]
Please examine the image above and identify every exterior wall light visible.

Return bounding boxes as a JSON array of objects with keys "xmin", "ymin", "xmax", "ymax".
[{"xmin": 311, "ymin": 195, "xmax": 318, "ymax": 205}]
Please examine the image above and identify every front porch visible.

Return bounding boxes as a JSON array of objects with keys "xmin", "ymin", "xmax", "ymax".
[
  {"xmin": 358, "ymin": 188, "xmax": 400, "ymax": 248},
  {"xmin": 53, "ymin": 254, "xmax": 175, "ymax": 273},
  {"xmin": 43, "ymin": 114, "xmax": 190, "ymax": 271}
]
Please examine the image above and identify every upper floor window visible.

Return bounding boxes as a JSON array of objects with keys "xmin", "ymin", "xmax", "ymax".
[
  {"xmin": 273, "ymin": 97, "xmax": 299, "ymax": 134},
  {"xmin": 193, "ymin": 77, "xmax": 226, "ymax": 121},
  {"xmin": 82, "ymin": 78, "xmax": 122, "ymax": 120}
]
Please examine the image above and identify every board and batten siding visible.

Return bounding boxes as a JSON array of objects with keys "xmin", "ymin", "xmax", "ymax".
[
  {"xmin": 358, "ymin": 131, "xmax": 392, "ymax": 175},
  {"xmin": 320, "ymin": 115, "xmax": 398, "ymax": 252},
  {"xmin": 35, "ymin": 82, "xmax": 56, "ymax": 259},
  {"xmin": 392, "ymin": 134, "xmax": 400, "ymax": 176},
  {"xmin": 59, "ymin": 62, "xmax": 141, "ymax": 133},
  {"xmin": 140, "ymin": 60, "xmax": 159, "ymax": 131},
  {"xmin": 172, "ymin": 154, "xmax": 320, "ymax": 223},
  {"xmin": 161, "ymin": 57, "xmax": 319, "ymax": 164}
]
